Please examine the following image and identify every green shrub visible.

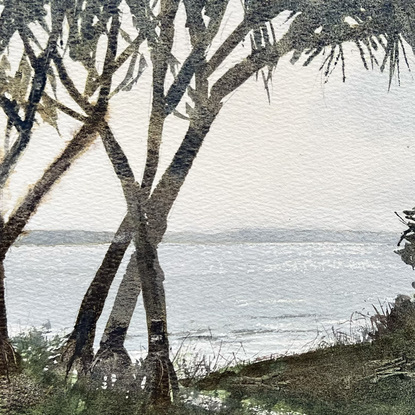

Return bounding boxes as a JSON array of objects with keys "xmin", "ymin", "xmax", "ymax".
[{"xmin": 11, "ymin": 328, "xmax": 64, "ymax": 384}]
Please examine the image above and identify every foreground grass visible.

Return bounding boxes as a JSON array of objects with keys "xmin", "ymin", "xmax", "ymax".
[
  {"xmin": 4, "ymin": 298, "xmax": 415, "ymax": 414},
  {"xmin": 195, "ymin": 341, "xmax": 415, "ymax": 415},
  {"xmin": 194, "ymin": 297, "xmax": 415, "ymax": 414}
]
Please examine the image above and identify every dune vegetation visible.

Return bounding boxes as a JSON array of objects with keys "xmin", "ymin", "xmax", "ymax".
[{"xmin": 3, "ymin": 295, "xmax": 415, "ymax": 415}]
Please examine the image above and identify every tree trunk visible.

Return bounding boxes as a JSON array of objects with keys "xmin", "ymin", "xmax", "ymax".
[
  {"xmin": 91, "ymin": 251, "xmax": 140, "ymax": 387},
  {"xmin": 0, "ymin": 210, "xmax": 19, "ymax": 378},
  {"xmin": 0, "ymin": 260, "xmax": 19, "ymax": 378},
  {"xmin": 96, "ymin": 181, "xmax": 178, "ymax": 407},
  {"xmin": 132, "ymin": 222, "xmax": 178, "ymax": 409},
  {"xmin": 91, "ymin": 239, "xmax": 179, "ymax": 406},
  {"xmin": 93, "ymin": 117, "xmax": 219, "ymax": 403},
  {"xmin": 60, "ymin": 214, "xmax": 133, "ymax": 374}
]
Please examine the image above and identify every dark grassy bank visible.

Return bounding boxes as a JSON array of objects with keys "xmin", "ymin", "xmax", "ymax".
[
  {"xmin": 193, "ymin": 296, "xmax": 415, "ymax": 414},
  {"xmin": 3, "ymin": 297, "xmax": 415, "ymax": 414}
]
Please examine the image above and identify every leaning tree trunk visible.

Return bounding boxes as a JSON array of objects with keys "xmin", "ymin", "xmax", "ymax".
[
  {"xmin": 94, "ymin": 211, "xmax": 178, "ymax": 406},
  {"xmin": 0, "ymin": 122, "xmax": 103, "ymax": 378},
  {"xmin": 92, "ymin": 115, "xmax": 219, "ymax": 405},
  {"xmin": 60, "ymin": 214, "xmax": 133, "ymax": 374},
  {"xmin": 91, "ymin": 251, "xmax": 141, "ymax": 386},
  {"xmin": 96, "ymin": 179, "xmax": 178, "ymax": 407},
  {"xmin": 93, "ymin": 117, "xmax": 179, "ymax": 406}
]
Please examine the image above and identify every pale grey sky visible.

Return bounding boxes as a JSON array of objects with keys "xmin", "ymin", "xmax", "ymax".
[{"xmin": 2, "ymin": 4, "xmax": 415, "ymax": 235}]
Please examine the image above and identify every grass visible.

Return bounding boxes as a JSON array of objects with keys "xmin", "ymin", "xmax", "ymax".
[
  {"xmin": 2, "ymin": 329, "xmax": 230, "ymax": 415},
  {"xmin": 194, "ymin": 296, "xmax": 415, "ymax": 414},
  {"xmin": 3, "ymin": 297, "xmax": 415, "ymax": 414}
]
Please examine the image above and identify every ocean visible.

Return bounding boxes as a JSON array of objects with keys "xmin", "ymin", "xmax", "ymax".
[{"xmin": 4, "ymin": 239, "xmax": 412, "ymax": 363}]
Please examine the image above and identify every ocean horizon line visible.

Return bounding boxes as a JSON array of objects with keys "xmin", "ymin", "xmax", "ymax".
[{"xmin": 13, "ymin": 228, "xmax": 401, "ymax": 246}]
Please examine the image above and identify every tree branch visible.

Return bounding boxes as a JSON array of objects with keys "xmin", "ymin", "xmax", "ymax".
[
  {"xmin": 52, "ymin": 53, "xmax": 93, "ymax": 114},
  {"xmin": 165, "ymin": 0, "xmax": 232, "ymax": 115},
  {"xmin": 0, "ymin": 2, "xmax": 122, "ymax": 259},
  {"xmin": 205, "ymin": 20, "xmax": 250, "ymax": 78},
  {"xmin": 141, "ymin": 0, "xmax": 180, "ymax": 197},
  {"xmin": 87, "ymin": 32, "xmax": 146, "ymax": 98},
  {"xmin": 147, "ymin": 104, "xmax": 220, "ymax": 245},
  {"xmin": 164, "ymin": 44, "xmax": 207, "ymax": 115},
  {"xmin": 0, "ymin": 97, "xmax": 23, "ymax": 133},
  {"xmin": 43, "ymin": 93, "xmax": 87, "ymax": 122},
  {"xmin": 0, "ymin": 5, "xmax": 15, "ymax": 55},
  {"xmin": 0, "ymin": 3, "xmax": 65, "ymax": 188},
  {"xmin": 17, "ymin": 28, "xmax": 39, "ymax": 69},
  {"xmin": 96, "ymin": 11, "xmax": 121, "ymax": 106},
  {"xmin": 208, "ymin": 8, "xmax": 373, "ymax": 104},
  {"xmin": 0, "ymin": 121, "xmax": 98, "ymax": 259},
  {"xmin": 99, "ymin": 123, "xmax": 136, "ymax": 184}
]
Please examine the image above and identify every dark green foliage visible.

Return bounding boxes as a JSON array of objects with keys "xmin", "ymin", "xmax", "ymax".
[
  {"xmin": 396, "ymin": 208, "xmax": 415, "ymax": 268},
  {"xmin": 280, "ymin": 1, "xmax": 415, "ymax": 86},
  {"xmin": 0, "ymin": 0, "xmax": 48, "ymax": 54},
  {"xmin": 125, "ymin": 0, "xmax": 156, "ymax": 36},
  {"xmin": 11, "ymin": 329, "xmax": 63, "ymax": 384},
  {"xmin": 8, "ymin": 331, "xmax": 221, "ymax": 414}
]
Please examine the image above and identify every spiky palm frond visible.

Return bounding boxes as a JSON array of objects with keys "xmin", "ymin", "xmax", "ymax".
[
  {"xmin": 318, "ymin": 44, "xmax": 346, "ymax": 83},
  {"xmin": 395, "ymin": 207, "xmax": 415, "ymax": 269},
  {"xmin": 285, "ymin": 0, "xmax": 414, "ymax": 86}
]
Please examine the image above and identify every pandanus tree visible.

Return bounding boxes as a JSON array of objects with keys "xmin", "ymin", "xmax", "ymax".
[
  {"xmin": 1, "ymin": 0, "xmax": 415, "ymax": 409},
  {"xmin": 0, "ymin": 0, "xmax": 68, "ymax": 376},
  {"xmin": 56, "ymin": 0, "xmax": 415, "ymax": 407},
  {"xmin": 0, "ymin": 0, "xmax": 144, "ymax": 377}
]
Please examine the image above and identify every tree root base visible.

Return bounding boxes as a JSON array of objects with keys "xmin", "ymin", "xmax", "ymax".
[
  {"xmin": 91, "ymin": 345, "xmax": 138, "ymax": 391},
  {"xmin": 59, "ymin": 336, "xmax": 94, "ymax": 376},
  {"xmin": 0, "ymin": 339, "xmax": 20, "ymax": 379}
]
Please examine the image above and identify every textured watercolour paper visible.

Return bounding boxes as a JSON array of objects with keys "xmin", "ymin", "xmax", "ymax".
[{"xmin": 1, "ymin": 1, "xmax": 415, "ymax": 414}]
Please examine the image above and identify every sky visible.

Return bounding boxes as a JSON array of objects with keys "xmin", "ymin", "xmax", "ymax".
[{"xmin": 2, "ymin": 3, "xmax": 415, "ymax": 235}]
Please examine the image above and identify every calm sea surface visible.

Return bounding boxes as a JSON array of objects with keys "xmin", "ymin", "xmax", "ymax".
[{"xmin": 4, "ymin": 241, "xmax": 412, "ymax": 361}]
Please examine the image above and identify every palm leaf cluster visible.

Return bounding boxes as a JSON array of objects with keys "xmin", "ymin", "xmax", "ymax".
[
  {"xmin": 282, "ymin": 0, "xmax": 415, "ymax": 86},
  {"xmin": 396, "ymin": 209, "xmax": 415, "ymax": 269}
]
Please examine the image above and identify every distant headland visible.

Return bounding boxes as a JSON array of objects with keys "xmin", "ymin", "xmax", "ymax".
[{"xmin": 14, "ymin": 229, "xmax": 399, "ymax": 246}]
